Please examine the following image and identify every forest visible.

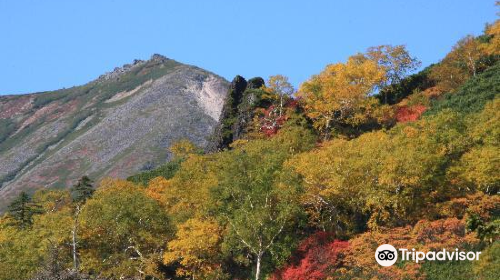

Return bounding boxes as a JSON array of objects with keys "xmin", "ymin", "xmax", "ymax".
[{"xmin": 0, "ymin": 6, "xmax": 499, "ymax": 280}]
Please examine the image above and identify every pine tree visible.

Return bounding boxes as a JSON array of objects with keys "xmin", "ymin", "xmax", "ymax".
[
  {"xmin": 7, "ymin": 191, "xmax": 42, "ymax": 229},
  {"xmin": 69, "ymin": 176, "xmax": 95, "ymax": 271},
  {"xmin": 70, "ymin": 176, "xmax": 94, "ymax": 203}
]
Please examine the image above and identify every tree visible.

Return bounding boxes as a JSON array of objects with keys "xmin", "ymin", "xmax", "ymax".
[
  {"xmin": 169, "ymin": 139, "xmax": 203, "ymax": 159},
  {"xmin": 69, "ymin": 176, "xmax": 95, "ymax": 271},
  {"xmin": 483, "ymin": 20, "xmax": 500, "ymax": 56},
  {"xmin": 213, "ymin": 134, "xmax": 310, "ymax": 280},
  {"xmin": 289, "ymin": 110, "xmax": 470, "ymax": 231},
  {"xmin": 342, "ymin": 217, "xmax": 480, "ymax": 280},
  {"xmin": 267, "ymin": 75, "xmax": 295, "ymax": 117},
  {"xmin": 481, "ymin": 2, "xmax": 500, "ymax": 56},
  {"xmin": 163, "ymin": 218, "xmax": 225, "ymax": 279},
  {"xmin": 430, "ymin": 35, "xmax": 486, "ymax": 92},
  {"xmin": 0, "ymin": 190, "xmax": 74, "ymax": 280},
  {"xmin": 452, "ymin": 35, "xmax": 484, "ymax": 77},
  {"xmin": 448, "ymin": 146, "xmax": 500, "ymax": 195},
  {"xmin": 363, "ymin": 45, "xmax": 421, "ymax": 104},
  {"xmin": 79, "ymin": 179, "xmax": 172, "ymax": 278},
  {"xmin": 297, "ymin": 55, "xmax": 386, "ymax": 138},
  {"xmin": 7, "ymin": 192, "xmax": 42, "ymax": 229},
  {"xmin": 146, "ymin": 153, "xmax": 219, "ymax": 224},
  {"xmin": 70, "ymin": 176, "xmax": 94, "ymax": 204},
  {"xmin": 271, "ymin": 232, "xmax": 348, "ymax": 280}
]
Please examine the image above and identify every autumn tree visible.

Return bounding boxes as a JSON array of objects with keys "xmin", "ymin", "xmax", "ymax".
[
  {"xmin": 0, "ymin": 190, "xmax": 74, "ymax": 280},
  {"xmin": 169, "ymin": 139, "xmax": 203, "ymax": 159},
  {"xmin": 271, "ymin": 232, "xmax": 348, "ymax": 280},
  {"xmin": 68, "ymin": 176, "xmax": 95, "ymax": 271},
  {"xmin": 447, "ymin": 98, "xmax": 500, "ymax": 195},
  {"xmin": 267, "ymin": 75, "xmax": 295, "ymax": 117},
  {"xmin": 0, "ymin": 218, "xmax": 51, "ymax": 280},
  {"xmin": 146, "ymin": 153, "xmax": 219, "ymax": 224},
  {"xmin": 289, "ymin": 109, "xmax": 472, "ymax": 231},
  {"xmin": 363, "ymin": 45, "xmax": 421, "ymax": 104},
  {"xmin": 483, "ymin": 20, "xmax": 500, "ymax": 56},
  {"xmin": 297, "ymin": 55, "xmax": 386, "ymax": 138},
  {"xmin": 454, "ymin": 36, "xmax": 485, "ymax": 77},
  {"xmin": 342, "ymin": 218, "xmax": 480, "ymax": 280},
  {"xmin": 79, "ymin": 179, "xmax": 172, "ymax": 278},
  {"xmin": 213, "ymin": 127, "xmax": 315, "ymax": 280},
  {"xmin": 430, "ymin": 35, "xmax": 487, "ymax": 92},
  {"xmin": 481, "ymin": 2, "xmax": 500, "ymax": 56},
  {"xmin": 163, "ymin": 218, "xmax": 225, "ymax": 279}
]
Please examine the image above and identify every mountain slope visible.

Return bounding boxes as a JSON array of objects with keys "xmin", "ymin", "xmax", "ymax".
[
  {"xmin": 0, "ymin": 54, "xmax": 229, "ymax": 209},
  {"xmin": 425, "ymin": 61, "xmax": 500, "ymax": 115}
]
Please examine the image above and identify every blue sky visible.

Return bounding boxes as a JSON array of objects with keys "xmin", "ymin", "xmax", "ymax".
[{"xmin": 0, "ymin": 0, "xmax": 497, "ymax": 95}]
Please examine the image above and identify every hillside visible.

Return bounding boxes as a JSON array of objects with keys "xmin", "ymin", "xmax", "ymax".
[
  {"xmin": 0, "ymin": 54, "xmax": 229, "ymax": 210},
  {"xmin": 0, "ymin": 9, "xmax": 498, "ymax": 280},
  {"xmin": 425, "ymin": 61, "xmax": 500, "ymax": 115}
]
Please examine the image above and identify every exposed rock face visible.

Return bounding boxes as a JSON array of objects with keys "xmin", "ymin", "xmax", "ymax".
[
  {"xmin": 207, "ymin": 76, "xmax": 265, "ymax": 152},
  {"xmin": 0, "ymin": 55, "xmax": 229, "ymax": 210}
]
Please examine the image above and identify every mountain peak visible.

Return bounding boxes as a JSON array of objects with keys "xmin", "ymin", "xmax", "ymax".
[
  {"xmin": 97, "ymin": 54, "xmax": 172, "ymax": 82},
  {"xmin": 149, "ymin": 53, "xmax": 170, "ymax": 63},
  {"xmin": 0, "ymin": 57, "xmax": 229, "ymax": 210}
]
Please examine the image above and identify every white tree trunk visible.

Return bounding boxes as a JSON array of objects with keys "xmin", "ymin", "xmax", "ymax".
[
  {"xmin": 255, "ymin": 251, "xmax": 263, "ymax": 280},
  {"xmin": 279, "ymin": 94, "xmax": 284, "ymax": 117},
  {"xmin": 72, "ymin": 205, "xmax": 81, "ymax": 271}
]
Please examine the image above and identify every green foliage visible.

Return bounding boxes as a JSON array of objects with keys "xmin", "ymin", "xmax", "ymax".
[
  {"xmin": 127, "ymin": 158, "xmax": 182, "ymax": 185},
  {"xmin": 70, "ymin": 176, "xmax": 94, "ymax": 203},
  {"xmin": 79, "ymin": 179, "xmax": 173, "ymax": 278},
  {"xmin": 426, "ymin": 61, "xmax": 500, "ymax": 115},
  {"xmin": 211, "ymin": 127, "xmax": 315, "ymax": 279},
  {"xmin": 7, "ymin": 192, "xmax": 43, "ymax": 229},
  {"xmin": 247, "ymin": 77, "xmax": 265, "ymax": 89},
  {"xmin": 421, "ymin": 261, "xmax": 475, "ymax": 280},
  {"xmin": 376, "ymin": 64, "xmax": 435, "ymax": 105},
  {"xmin": 474, "ymin": 241, "xmax": 500, "ymax": 279}
]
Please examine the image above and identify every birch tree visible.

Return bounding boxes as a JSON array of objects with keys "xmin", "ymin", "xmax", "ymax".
[
  {"xmin": 267, "ymin": 75, "xmax": 295, "ymax": 117},
  {"xmin": 213, "ymin": 136, "xmax": 304, "ymax": 280}
]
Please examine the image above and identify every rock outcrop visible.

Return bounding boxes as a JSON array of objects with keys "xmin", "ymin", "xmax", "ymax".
[{"xmin": 207, "ymin": 76, "xmax": 266, "ymax": 152}]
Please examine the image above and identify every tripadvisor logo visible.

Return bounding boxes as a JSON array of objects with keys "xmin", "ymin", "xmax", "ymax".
[
  {"xmin": 375, "ymin": 244, "xmax": 482, "ymax": 267},
  {"xmin": 375, "ymin": 244, "xmax": 398, "ymax": 266}
]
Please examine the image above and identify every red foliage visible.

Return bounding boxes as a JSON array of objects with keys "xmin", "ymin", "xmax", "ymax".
[
  {"xmin": 271, "ymin": 232, "xmax": 349, "ymax": 280},
  {"xmin": 260, "ymin": 105, "xmax": 286, "ymax": 136},
  {"xmin": 396, "ymin": 105, "xmax": 427, "ymax": 123},
  {"xmin": 260, "ymin": 99, "xmax": 299, "ymax": 137}
]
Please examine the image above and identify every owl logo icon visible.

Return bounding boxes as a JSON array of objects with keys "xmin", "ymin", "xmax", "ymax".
[{"xmin": 375, "ymin": 244, "xmax": 398, "ymax": 266}]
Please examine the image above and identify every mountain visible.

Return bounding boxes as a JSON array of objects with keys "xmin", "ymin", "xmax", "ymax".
[{"xmin": 0, "ymin": 54, "xmax": 229, "ymax": 209}]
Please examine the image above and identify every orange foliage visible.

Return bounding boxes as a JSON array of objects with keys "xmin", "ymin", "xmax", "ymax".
[
  {"xmin": 271, "ymin": 232, "xmax": 348, "ymax": 280},
  {"xmin": 436, "ymin": 192, "xmax": 500, "ymax": 221},
  {"xmin": 395, "ymin": 105, "xmax": 427, "ymax": 123},
  {"xmin": 341, "ymin": 217, "xmax": 480, "ymax": 280}
]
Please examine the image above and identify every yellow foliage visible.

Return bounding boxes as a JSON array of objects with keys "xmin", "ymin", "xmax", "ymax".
[
  {"xmin": 482, "ymin": 20, "xmax": 500, "ymax": 55},
  {"xmin": 146, "ymin": 154, "xmax": 218, "ymax": 223},
  {"xmin": 163, "ymin": 218, "xmax": 222, "ymax": 278},
  {"xmin": 288, "ymin": 110, "xmax": 471, "ymax": 231},
  {"xmin": 169, "ymin": 139, "xmax": 201, "ymax": 159},
  {"xmin": 297, "ymin": 55, "xmax": 386, "ymax": 136},
  {"xmin": 430, "ymin": 35, "xmax": 487, "ymax": 92}
]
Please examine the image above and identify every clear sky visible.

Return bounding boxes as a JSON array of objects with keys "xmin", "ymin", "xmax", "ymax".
[{"xmin": 0, "ymin": 0, "xmax": 497, "ymax": 95}]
